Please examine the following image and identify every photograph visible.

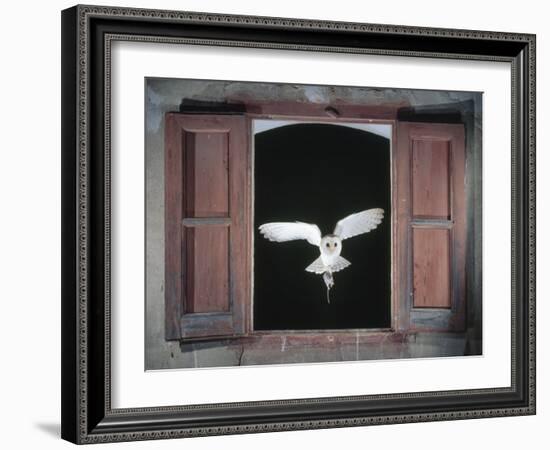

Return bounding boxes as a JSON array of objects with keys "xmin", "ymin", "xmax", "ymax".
[{"xmin": 145, "ymin": 78, "xmax": 482, "ymax": 370}]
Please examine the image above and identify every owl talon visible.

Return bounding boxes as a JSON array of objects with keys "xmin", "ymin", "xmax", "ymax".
[
  {"xmin": 323, "ymin": 271, "xmax": 334, "ymax": 288},
  {"xmin": 323, "ymin": 272, "xmax": 334, "ymax": 303}
]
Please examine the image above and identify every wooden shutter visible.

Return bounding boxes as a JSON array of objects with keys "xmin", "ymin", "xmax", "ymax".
[
  {"xmin": 164, "ymin": 114, "xmax": 250, "ymax": 340},
  {"xmin": 395, "ymin": 122, "xmax": 466, "ymax": 331}
]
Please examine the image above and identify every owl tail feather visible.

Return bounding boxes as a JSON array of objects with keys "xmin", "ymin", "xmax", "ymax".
[
  {"xmin": 306, "ymin": 258, "xmax": 345, "ymax": 304},
  {"xmin": 323, "ymin": 272, "xmax": 334, "ymax": 304}
]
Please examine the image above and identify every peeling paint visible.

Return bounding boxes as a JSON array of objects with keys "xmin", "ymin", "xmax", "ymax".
[
  {"xmin": 146, "ymin": 85, "xmax": 164, "ymax": 133},
  {"xmin": 303, "ymin": 86, "xmax": 327, "ymax": 103},
  {"xmin": 192, "ymin": 346, "xmax": 198, "ymax": 368}
]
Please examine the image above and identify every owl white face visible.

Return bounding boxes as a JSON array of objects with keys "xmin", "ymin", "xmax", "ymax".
[{"xmin": 320, "ymin": 235, "xmax": 342, "ymax": 257}]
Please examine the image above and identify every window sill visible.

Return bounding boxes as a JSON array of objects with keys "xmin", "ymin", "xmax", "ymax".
[{"xmin": 176, "ymin": 330, "xmax": 469, "ymax": 368}]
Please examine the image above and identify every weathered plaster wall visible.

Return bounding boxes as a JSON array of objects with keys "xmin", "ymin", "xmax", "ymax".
[{"xmin": 144, "ymin": 78, "xmax": 482, "ymax": 370}]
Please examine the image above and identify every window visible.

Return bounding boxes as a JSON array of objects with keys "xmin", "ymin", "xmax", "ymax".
[
  {"xmin": 253, "ymin": 121, "xmax": 391, "ymax": 330},
  {"xmin": 164, "ymin": 107, "xmax": 467, "ymax": 341}
]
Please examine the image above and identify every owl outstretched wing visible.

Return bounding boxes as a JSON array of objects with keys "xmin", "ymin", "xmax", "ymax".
[
  {"xmin": 259, "ymin": 222, "xmax": 322, "ymax": 246},
  {"xmin": 333, "ymin": 208, "xmax": 384, "ymax": 240}
]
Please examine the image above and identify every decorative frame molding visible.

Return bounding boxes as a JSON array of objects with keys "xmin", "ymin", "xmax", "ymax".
[{"xmin": 61, "ymin": 4, "xmax": 536, "ymax": 444}]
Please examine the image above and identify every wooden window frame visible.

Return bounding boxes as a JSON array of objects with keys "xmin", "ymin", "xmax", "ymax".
[
  {"xmin": 165, "ymin": 101, "xmax": 469, "ymax": 344},
  {"xmin": 247, "ymin": 112, "xmax": 397, "ymax": 336}
]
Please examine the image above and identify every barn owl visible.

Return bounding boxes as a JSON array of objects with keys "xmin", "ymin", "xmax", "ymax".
[{"xmin": 259, "ymin": 208, "xmax": 384, "ymax": 303}]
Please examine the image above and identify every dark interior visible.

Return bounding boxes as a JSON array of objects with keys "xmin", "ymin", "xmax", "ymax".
[{"xmin": 253, "ymin": 123, "xmax": 391, "ymax": 330}]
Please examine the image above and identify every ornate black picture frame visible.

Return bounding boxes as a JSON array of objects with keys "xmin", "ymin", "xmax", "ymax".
[{"xmin": 61, "ymin": 4, "xmax": 536, "ymax": 444}]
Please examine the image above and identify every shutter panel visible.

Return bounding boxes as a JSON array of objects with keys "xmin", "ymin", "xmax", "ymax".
[
  {"xmin": 396, "ymin": 122, "xmax": 466, "ymax": 331},
  {"xmin": 165, "ymin": 114, "xmax": 250, "ymax": 340}
]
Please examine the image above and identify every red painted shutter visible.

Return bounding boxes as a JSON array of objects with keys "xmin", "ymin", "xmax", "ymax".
[
  {"xmin": 395, "ymin": 122, "xmax": 466, "ymax": 331},
  {"xmin": 164, "ymin": 114, "xmax": 250, "ymax": 340}
]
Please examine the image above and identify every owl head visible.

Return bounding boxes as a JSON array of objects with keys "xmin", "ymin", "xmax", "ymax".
[{"xmin": 320, "ymin": 235, "xmax": 342, "ymax": 255}]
